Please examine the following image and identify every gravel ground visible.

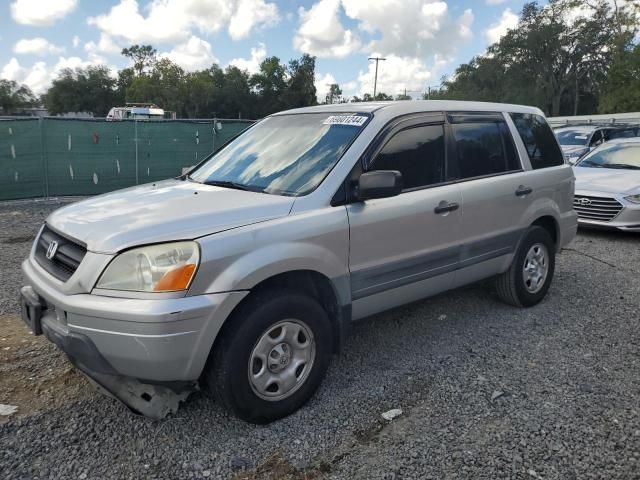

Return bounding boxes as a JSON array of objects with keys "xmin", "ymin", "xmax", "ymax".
[{"xmin": 0, "ymin": 199, "xmax": 639, "ymax": 480}]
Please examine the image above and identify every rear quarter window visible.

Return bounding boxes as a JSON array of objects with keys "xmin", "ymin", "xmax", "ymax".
[{"xmin": 509, "ymin": 113, "xmax": 564, "ymax": 169}]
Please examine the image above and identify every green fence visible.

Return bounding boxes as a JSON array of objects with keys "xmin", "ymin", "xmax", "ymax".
[{"xmin": 0, "ymin": 117, "xmax": 254, "ymax": 201}]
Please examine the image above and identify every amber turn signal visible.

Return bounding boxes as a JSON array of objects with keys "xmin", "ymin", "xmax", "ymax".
[{"xmin": 154, "ymin": 264, "xmax": 197, "ymax": 292}]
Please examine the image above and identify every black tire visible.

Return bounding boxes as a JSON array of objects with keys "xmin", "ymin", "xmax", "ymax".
[
  {"xmin": 496, "ymin": 226, "xmax": 556, "ymax": 307},
  {"xmin": 204, "ymin": 289, "xmax": 332, "ymax": 424}
]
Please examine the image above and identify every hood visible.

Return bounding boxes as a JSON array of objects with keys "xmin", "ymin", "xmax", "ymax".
[
  {"xmin": 573, "ymin": 166, "xmax": 640, "ymax": 196},
  {"xmin": 47, "ymin": 179, "xmax": 294, "ymax": 253}
]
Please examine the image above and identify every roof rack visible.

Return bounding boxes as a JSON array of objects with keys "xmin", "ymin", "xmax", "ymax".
[
  {"xmin": 125, "ymin": 102, "xmax": 161, "ymax": 108},
  {"xmin": 552, "ymin": 121, "xmax": 640, "ymax": 129},
  {"xmin": 548, "ymin": 113, "xmax": 640, "ymax": 128}
]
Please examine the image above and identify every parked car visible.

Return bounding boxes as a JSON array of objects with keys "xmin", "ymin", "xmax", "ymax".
[
  {"xmin": 19, "ymin": 101, "xmax": 577, "ymax": 423},
  {"xmin": 572, "ymin": 138, "xmax": 640, "ymax": 231},
  {"xmin": 555, "ymin": 125, "xmax": 639, "ymax": 164}
]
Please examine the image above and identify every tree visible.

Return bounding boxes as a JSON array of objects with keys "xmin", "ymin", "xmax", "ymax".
[
  {"xmin": 325, "ymin": 84, "xmax": 342, "ymax": 104},
  {"xmin": 285, "ymin": 54, "xmax": 317, "ymax": 108},
  {"xmin": 374, "ymin": 92, "xmax": 393, "ymax": 101},
  {"xmin": 0, "ymin": 79, "xmax": 36, "ymax": 114},
  {"xmin": 45, "ymin": 66, "xmax": 120, "ymax": 116},
  {"xmin": 121, "ymin": 45, "xmax": 157, "ymax": 76},
  {"xmin": 435, "ymin": 0, "xmax": 639, "ymax": 115},
  {"xmin": 250, "ymin": 56, "xmax": 288, "ymax": 117},
  {"xmin": 599, "ymin": 44, "xmax": 640, "ymax": 113}
]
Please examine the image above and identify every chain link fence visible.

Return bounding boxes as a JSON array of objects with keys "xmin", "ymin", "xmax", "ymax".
[{"xmin": 0, "ymin": 117, "xmax": 254, "ymax": 201}]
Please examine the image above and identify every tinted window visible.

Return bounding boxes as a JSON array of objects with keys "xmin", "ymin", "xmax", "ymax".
[
  {"xmin": 452, "ymin": 122, "xmax": 519, "ymax": 179},
  {"xmin": 510, "ymin": 113, "xmax": 564, "ymax": 169},
  {"xmin": 371, "ymin": 124, "xmax": 445, "ymax": 189},
  {"xmin": 607, "ymin": 128, "xmax": 638, "ymax": 140}
]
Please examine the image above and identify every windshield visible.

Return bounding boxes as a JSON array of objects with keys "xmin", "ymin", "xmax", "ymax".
[
  {"xmin": 189, "ymin": 113, "xmax": 369, "ymax": 196},
  {"xmin": 577, "ymin": 143, "xmax": 640, "ymax": 170},
  {"xmin": 555, "ymin": 129, "xmax": 591, "ymax": 146}
]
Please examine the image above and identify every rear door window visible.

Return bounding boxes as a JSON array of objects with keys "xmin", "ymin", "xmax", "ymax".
[
  {"xmin": 510, "ymin": 113, "xmax": 564, "ymax": 169},
  {"xmin": 450, "ymin": 121, "xmax": 520, "ymax": 180}
]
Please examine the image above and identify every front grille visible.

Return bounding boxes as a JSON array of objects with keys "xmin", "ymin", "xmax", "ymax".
[
  {"xmin": 34, "ymin": 225, "xmax": 86, "ymax": 282},
  {"xmin": 573, "ymin": 195, "xmax": 623, "ymax": 222}
]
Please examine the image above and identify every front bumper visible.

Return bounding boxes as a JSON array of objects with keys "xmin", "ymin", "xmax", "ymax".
[
  {"xmin": 21, "ymin": 257, "xmax": 247, "ymax": 416},
  {"xmin": 575, "ymin": 193, "xmax": 640, "ymax": 232}
]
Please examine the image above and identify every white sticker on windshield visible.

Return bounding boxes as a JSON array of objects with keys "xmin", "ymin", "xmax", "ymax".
[
  {"xmin": 323, "ymin": 115, "xmax": 368, "ymax": 127},
  {"xmin": 575, "ymin": 135, "xmax": 588, "ymax": 139}
]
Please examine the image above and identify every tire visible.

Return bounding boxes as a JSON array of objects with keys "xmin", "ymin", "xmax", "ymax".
[
  {"xmin": 205, "ymin": 289, "xmax": 332, "ymax": 424},
  {"xmin": 496, "ymin": 226, "xmax": 556, "ymax": 307}
]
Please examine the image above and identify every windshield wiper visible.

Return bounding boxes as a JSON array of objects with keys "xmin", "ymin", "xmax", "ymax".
[
  {"xmin": 602, "ymin": 163, "xmax": 640, "ymax": 170},
  {"xmin": 202, "ymin": 179, "xmax": 264, "ymax": 192}
]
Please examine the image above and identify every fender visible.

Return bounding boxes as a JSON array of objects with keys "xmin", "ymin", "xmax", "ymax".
[{"xmin": 189, "ymin": 206, "xmax": 351, "ymax": 306}]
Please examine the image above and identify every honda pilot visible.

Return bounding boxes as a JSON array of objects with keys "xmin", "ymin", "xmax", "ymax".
[{"xmin": 20, "ymin": 101, "xmax": 577, "ymax": 423}]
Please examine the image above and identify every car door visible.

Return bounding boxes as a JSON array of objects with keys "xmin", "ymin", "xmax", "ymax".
[
  {"xmin": 447, "ymin": 112, "xmax": 531, "ymax": 282},
  {"xmin": 346, "ymin": 114, "xmax": 463, "ymax": 319}
]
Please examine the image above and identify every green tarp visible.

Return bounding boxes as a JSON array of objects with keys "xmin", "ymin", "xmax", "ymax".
[{"xmin": 0, "ymin": 118, "xmax": 253, "ymax": 201}]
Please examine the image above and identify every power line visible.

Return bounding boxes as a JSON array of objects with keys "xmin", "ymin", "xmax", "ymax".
[{"xmin": 368, "ymin": 57, "xmax": 386, "ymax": 99}]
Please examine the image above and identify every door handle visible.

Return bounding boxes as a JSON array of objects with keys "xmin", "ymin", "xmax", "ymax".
[
  {"xmin": 515, "ymin": 185, "xmax": 533, "ymax": 197},
  {"xmin": 434, "ymin": 201, "xmax": 460, "ymax": 215}
]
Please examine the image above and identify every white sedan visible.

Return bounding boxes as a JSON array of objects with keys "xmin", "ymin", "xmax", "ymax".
[{"xmin": 573, "ymin": 138, "xmax": 640, "ymax": 231}]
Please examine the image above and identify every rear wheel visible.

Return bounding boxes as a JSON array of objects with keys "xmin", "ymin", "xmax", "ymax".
[
  {"xmin": 496, "ymin": 226, "xmax": 555, "ymax": 307},
  {"xmin": 205, "ymin": 290, "xmax": 332, "ymax": 423}
]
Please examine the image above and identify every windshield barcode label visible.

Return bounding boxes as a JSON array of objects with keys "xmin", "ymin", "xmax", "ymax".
[{"xmin": 323, "ymin": 115, "xmax": 368, "ymax": 127}]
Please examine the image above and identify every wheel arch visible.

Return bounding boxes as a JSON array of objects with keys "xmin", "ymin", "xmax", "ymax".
[
  {"xmin": 531, "ymin": 215, "xmax": 559, "ymax": 250},
  {"xmin": 208, "ymin": 269, "xmax": 350, "ymax": 373}
]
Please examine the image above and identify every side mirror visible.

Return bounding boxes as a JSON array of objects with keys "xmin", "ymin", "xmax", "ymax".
[{"xmin": 357, "ymin": 170, "xmax": 403, "ymax": 201}]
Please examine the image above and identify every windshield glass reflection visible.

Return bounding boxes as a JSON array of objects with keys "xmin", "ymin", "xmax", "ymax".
[{"xmin": 190, "ymin": 113, "xmax": 368, "ymax": 196}]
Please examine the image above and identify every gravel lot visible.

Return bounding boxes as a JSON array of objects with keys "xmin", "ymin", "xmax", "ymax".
[{"xmin": 1, "ymin": 199, "xmax": 639, "ymax": 480}]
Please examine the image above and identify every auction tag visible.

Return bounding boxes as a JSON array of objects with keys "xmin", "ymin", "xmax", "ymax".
[{"xmin": 323, "ymin": 115, "xmax": 368, "ymax": 127}]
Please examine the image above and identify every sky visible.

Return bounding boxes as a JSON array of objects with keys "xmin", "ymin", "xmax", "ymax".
[{"xmin": 0, "ymin": 0, "xmax": 531, "ymax": 102}]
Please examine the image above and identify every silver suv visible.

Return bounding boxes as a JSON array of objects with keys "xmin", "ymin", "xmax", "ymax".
[{"xmin": 20, "ymin": 101, "xmax": 577, "ymax": 422}]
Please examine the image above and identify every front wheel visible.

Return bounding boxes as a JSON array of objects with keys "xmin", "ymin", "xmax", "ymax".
[
  {"xmin": 204, "ymin": 290, "xmax": 332, "ymax": 423},
  {"xmin": 496, "ymin": 226, "xmax": 556, "ymax": 307}
]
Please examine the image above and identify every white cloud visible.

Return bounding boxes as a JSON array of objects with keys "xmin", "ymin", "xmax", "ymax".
[
  {"xmin": 229, "ymin": 43, "xmax": 267, "ymax": 74},
  {"xmin": 72, "ymin": 36, "xmax": 80, "ymax": 48},
  {"xmin": 315, "ymin": 72, "xmax": 337, "ymax": 102},
  {"xmin": 2, "ymin": 58, "xmax": 51, "ymax": 93},
  {"xmin": 88, "ymin": 0, "xmax": 279, "ymax": 44},
  {"xmin": 159, "ymin": 36, "xmax": 218, "ymax": 71},
  {"xmin": 84, "ymin": 33, "xmax": 121, "ymax": 56},
  {"xmin": 341, "ymin": 0, "xmax": 474, "ymax": 59},
  {"xmin": 10, "ymin": 0, "xmax": 77, "ymax": 26},
  {"xmin": 485, "ymin": 8, "xmax": 519, "ymax": 44},
  {"xmin": 14, "ymin": 38, "xmax": 64, "ymax": 56},
  {"xmin": 228, "ymin": 0, "xmax": 280, "ymax": 40},
  {"xmin": 1, "ymin": 56, "xmax": 115, "ymax": 94},
  {"xmin": 486, "ymin": 0, "xmax": 507, "ymax": 5},
  {"xmin": 293, "ymin": 0, "xmax": 362, "ymax": 58},
  {"xmin": 355, "ymin": 54, "xmax": 432, "ymax": 98}
]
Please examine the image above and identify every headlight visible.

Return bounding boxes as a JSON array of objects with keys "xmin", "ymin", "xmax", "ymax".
[
  {"xmin": 96, "ymin": 241, "xmax": 200, "ymax": 292},
  {"xmin": 624, "ymin": 194, "xmax": 640, "ymax": 204}
]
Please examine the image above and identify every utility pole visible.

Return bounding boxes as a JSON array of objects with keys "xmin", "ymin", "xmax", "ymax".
[{"xmin": 368, "ymin": 57, "xmax": 386, "ymax": 99}]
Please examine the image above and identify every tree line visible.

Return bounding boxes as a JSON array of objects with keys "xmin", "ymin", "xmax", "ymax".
[
  {"xmin": 40, "ymin": 46, "xmax": 318, "ymax": 119},
  {"xmin": 1, "ymin": 0, "xmax": 639, "ymax": 119},
  {"xmin": 431, "ymin": 0, "xmax": 640, "ymax": 116}
]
